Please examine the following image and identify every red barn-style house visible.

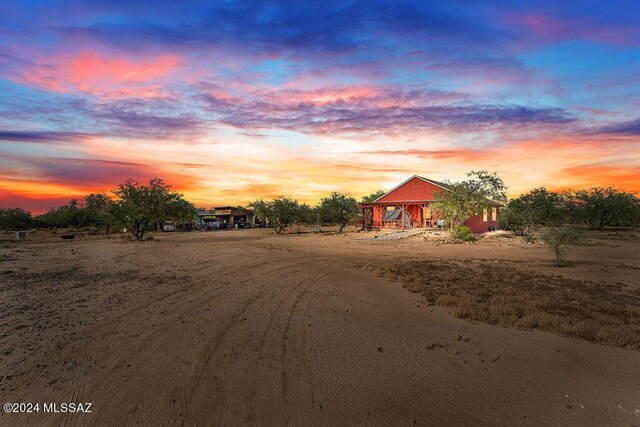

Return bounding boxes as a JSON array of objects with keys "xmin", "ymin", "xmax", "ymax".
[{"xmin": 358, "ymin": 175, "xmax": 502, "ymax": 233}]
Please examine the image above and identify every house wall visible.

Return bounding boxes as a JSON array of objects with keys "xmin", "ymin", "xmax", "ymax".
[
  {"xmin": 464, "ymin": 214, "xmax": 488, "ymax": 233},
  {"xmin": 463, "ymin": 207, "xmax": 500, "ymax": 233},
  {"xmin": 376, "ymin": 177, "xmax": 445, "ymax": 202}
]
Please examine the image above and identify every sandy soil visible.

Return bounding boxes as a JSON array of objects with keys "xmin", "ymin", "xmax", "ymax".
[{"xmin": 1, "ymin": 229, "xmax": 639, "ymax": 426}]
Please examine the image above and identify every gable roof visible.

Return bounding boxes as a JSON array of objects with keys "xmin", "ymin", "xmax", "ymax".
[
  {"xmin": 371, "ymin": 175, "xmax": 451, "ymax": 203},
  {"xmin": 371, "ymin": 175, "xmax": 503, "ymax": 206}
]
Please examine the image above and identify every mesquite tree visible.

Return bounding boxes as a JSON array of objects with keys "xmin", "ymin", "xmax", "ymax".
[
  {"xmin": 107, "ymin": 178, "xmax": 192, "ymax": 240},
  {"xmin": 319, "ymin": 192, "xmax": 358, "ymax": 232},
  {"xmin": 568, "ymin": 187, "xmax": 639, "ymax": 230},
  {"xmin": 250, "ymin": 197, "xmax": 301, "ymax": 234},
  {"xmin": 431, "ymin": 170, "xmax": 506, "ymax": 227}
]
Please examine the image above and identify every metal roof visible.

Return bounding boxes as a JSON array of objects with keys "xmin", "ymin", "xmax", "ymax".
[{"xmin": 370, "ymin": 175, "xmax": 502, "ymax": 207}]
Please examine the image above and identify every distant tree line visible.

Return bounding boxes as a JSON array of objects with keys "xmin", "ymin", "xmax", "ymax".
[
  {"xmin": 250, "ymin": 192, "xmax": 359, "ymax": 234},
  {"xmin": 0, "ymin": 180, "xmax": 363, "ymax": 238},
  {"xmin": 499, "ymin": 186, "xmax": 640, "ymax": 266},
  {"xmin": 2, "ymin": 175, "xmax": 638, "ymax": 245},
  {"xmin": 0, "ymin": 178, "xmax": 196, "ymax": 241},
  {"xmin": 501, "ymin": 187, "xmax": 640, "ymax": 240}
]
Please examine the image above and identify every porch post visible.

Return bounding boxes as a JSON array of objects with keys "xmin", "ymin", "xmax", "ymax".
[
  {"xmin": 362, "ymin": 206, "xmax": 366, "ymax": 230},
  {"xmin": 401, "ymin": 204, "xmax": 405, "ymax": 230},
  {"xmin": 374, "ymin": 205, "xmax": 378, "ymax": 229}
]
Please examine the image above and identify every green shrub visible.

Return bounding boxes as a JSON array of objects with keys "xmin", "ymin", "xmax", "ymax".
[{"xmin": 450, "ymin": 225, "xmax": 475, "ymax": 242}]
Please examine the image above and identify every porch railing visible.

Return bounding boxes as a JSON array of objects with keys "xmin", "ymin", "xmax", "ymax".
[{"xmin": 354, "ymin": 218, "xmax": 444, "ymax": 230}]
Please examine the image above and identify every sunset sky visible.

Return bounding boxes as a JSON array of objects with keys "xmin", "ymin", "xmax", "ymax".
[{"xmin": 1, "ymin": 1, "xmax": 639, "ymax": 212}]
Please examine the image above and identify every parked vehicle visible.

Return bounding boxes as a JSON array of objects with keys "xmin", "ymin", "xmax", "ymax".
[
  {"xmin": 206, "ymin": 220, "xmax": 220, "ymax": 230},
  {"xmin": 163, "ymin": 221, "xmax": 176, "ymax": 232}
]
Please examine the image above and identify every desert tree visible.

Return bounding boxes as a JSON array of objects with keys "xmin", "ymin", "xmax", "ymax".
[
  {"xmin": 33, "ymin": 210, "xmax": 59, "ymax": 229},
  {"xmin": 540, "ymin": 226, "xmax": 584, "ymax": 267},
  {"xmin": 361, "ymin": 190, "xmax": 385, "ymax": 203},
  {"xmin": 249, "ymin": 199, "xmax": 269, "ymax": 226},
  {"xmin": 107, "ymin": 178, "xmax": 189, "ymax": 240},
  {"xmin": 501, "ymin": 188, "xmax": 566, "ymax": 241},
  {"xmin": 465, "ymin": 170, "xmax": 508, "ymax": 204},
  {"xmin": 431, "ymin": 170, "xmax": 506, "ymax": 227},
  {"xmin": 430, "ymin": 182, "xmax": 484, "ymax": 228},
  {"xmin": 165, "ymin": 197, "xmax": 197, "ymax": 230},
  {"xmin": 59, "ymin": 199, "xmax": 92, "ymax": 229},
  {"xmin": 430, "ymin": 171, "xmax": 506, "ymax": 241},
  {"xmin": 0, "ymin": 208, "xmax": 32, "ymax": 231},
  {"xmin": 567, "ymin": 187, "xmax": 640, "ymax": 230},
  {"xmin": 249, "ymin": 196, "xmax": 301, "ymax": 234},
  {"xmin": 83, "ymin": 193, "xmax": 115, "ymax": 233},
  {"xmin": 33, "ymin": 200, "xmax": 89, "ymax": 229},
  {"xmin": 319, "ymin": 192, "xmax": 359, "ymax": 233},
  {"xmin": 293, "ymin": 203, "xmax": 313, "ymax": 235}
]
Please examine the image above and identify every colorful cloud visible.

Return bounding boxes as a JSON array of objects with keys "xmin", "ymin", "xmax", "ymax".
[{"xmin": 0, "ymin": 1, "xmax": 639, "ymax": 212}]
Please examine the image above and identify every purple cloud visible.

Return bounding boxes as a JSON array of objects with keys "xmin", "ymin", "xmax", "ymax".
[
  {"xmin": 198, "ymin": 89, "xmax": 575, "ymax": 136},
  {"xmin": 0, "ymin": 131, "xmax": 93, "ymax": 144},
  {"xmin": 592, "ymin": 118, "xmax": 640, "ymax": 136}
]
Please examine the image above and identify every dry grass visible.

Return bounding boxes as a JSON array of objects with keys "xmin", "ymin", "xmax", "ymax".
[{"xmin": 365, "ymin": 260, "xmax": 640, "ymax": 350}]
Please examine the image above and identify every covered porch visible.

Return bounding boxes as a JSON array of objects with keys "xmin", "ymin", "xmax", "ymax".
[{"xmin": 356, "ymin": 201, "xmax": 442, "ymax": 230}]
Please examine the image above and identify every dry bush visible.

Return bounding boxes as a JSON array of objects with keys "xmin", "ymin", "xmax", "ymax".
[
  {"xmin": 370, "ymin": 260, "xmax": 640, "ymax": 350},
  {"xmin": 539, "ymin": 226, "xmax": 584, "ymax": 267}
]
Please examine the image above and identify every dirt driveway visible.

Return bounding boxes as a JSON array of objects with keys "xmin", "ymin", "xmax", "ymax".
[{"xmin": 1, "ymin": 230, "xmax": 639, "ymax": 425}]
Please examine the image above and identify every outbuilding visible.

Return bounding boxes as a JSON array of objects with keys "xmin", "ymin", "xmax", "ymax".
[
  {"xmin": 357, "ymin": 175, "xmax": 501, "ymax": 233},
  {"xmin": 211, "ymin": 206, "xmax": 254, "ymax": 228}
]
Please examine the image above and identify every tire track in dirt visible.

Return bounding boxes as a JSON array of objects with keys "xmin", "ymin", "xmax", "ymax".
[
  {"xmin": 91, "ymin": 254, "xmax": 316, "ymax": 424},
  {"xmin": 179, "ymin": 255, "xmax": 335, "ymax": 425},
  {"xmin": 96, "ymin": 254, "xmax": 312, "ymax": 424},
  {"xmin": 3, "ymin": 247, "xmax": 232, "ymax": 387},
  {"xmin": 97, "ymin": 275, "xmax": 261, "ymax": 424},
  {"xmin": 237, "ymin": 261, "xmax": 333, "ymax": 425},
  {"xmin": 5, "ymin": 231, "xmax": 640, "ymax": 426},
  {"xmin": 6, "ymin": 247, "xmax": 262, "ymax": 425},
  {"xmin": 179, "ymin": 275, "xmax": 276, "ymax": 414},
  {"xmin": 280, "ymin": 279, "xmax": 318, "ymax": 397},
  {"xmin": 256, "ymin": 279, "xmax": 305, "ymax": 354},
  {"xmin": 299, "ymin": 280, "xmax": 321, "ymax": 409}
]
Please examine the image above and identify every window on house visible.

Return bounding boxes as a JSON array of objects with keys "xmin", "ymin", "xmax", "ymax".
[{"xmin": 482, "ymin": 209, "xmax": 488, "ymax": 222}]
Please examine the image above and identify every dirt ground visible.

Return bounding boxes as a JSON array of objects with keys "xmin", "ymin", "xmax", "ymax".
[{"xmin": 1, "ymin": 228, "xmax": 639, "ymax": 426}]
